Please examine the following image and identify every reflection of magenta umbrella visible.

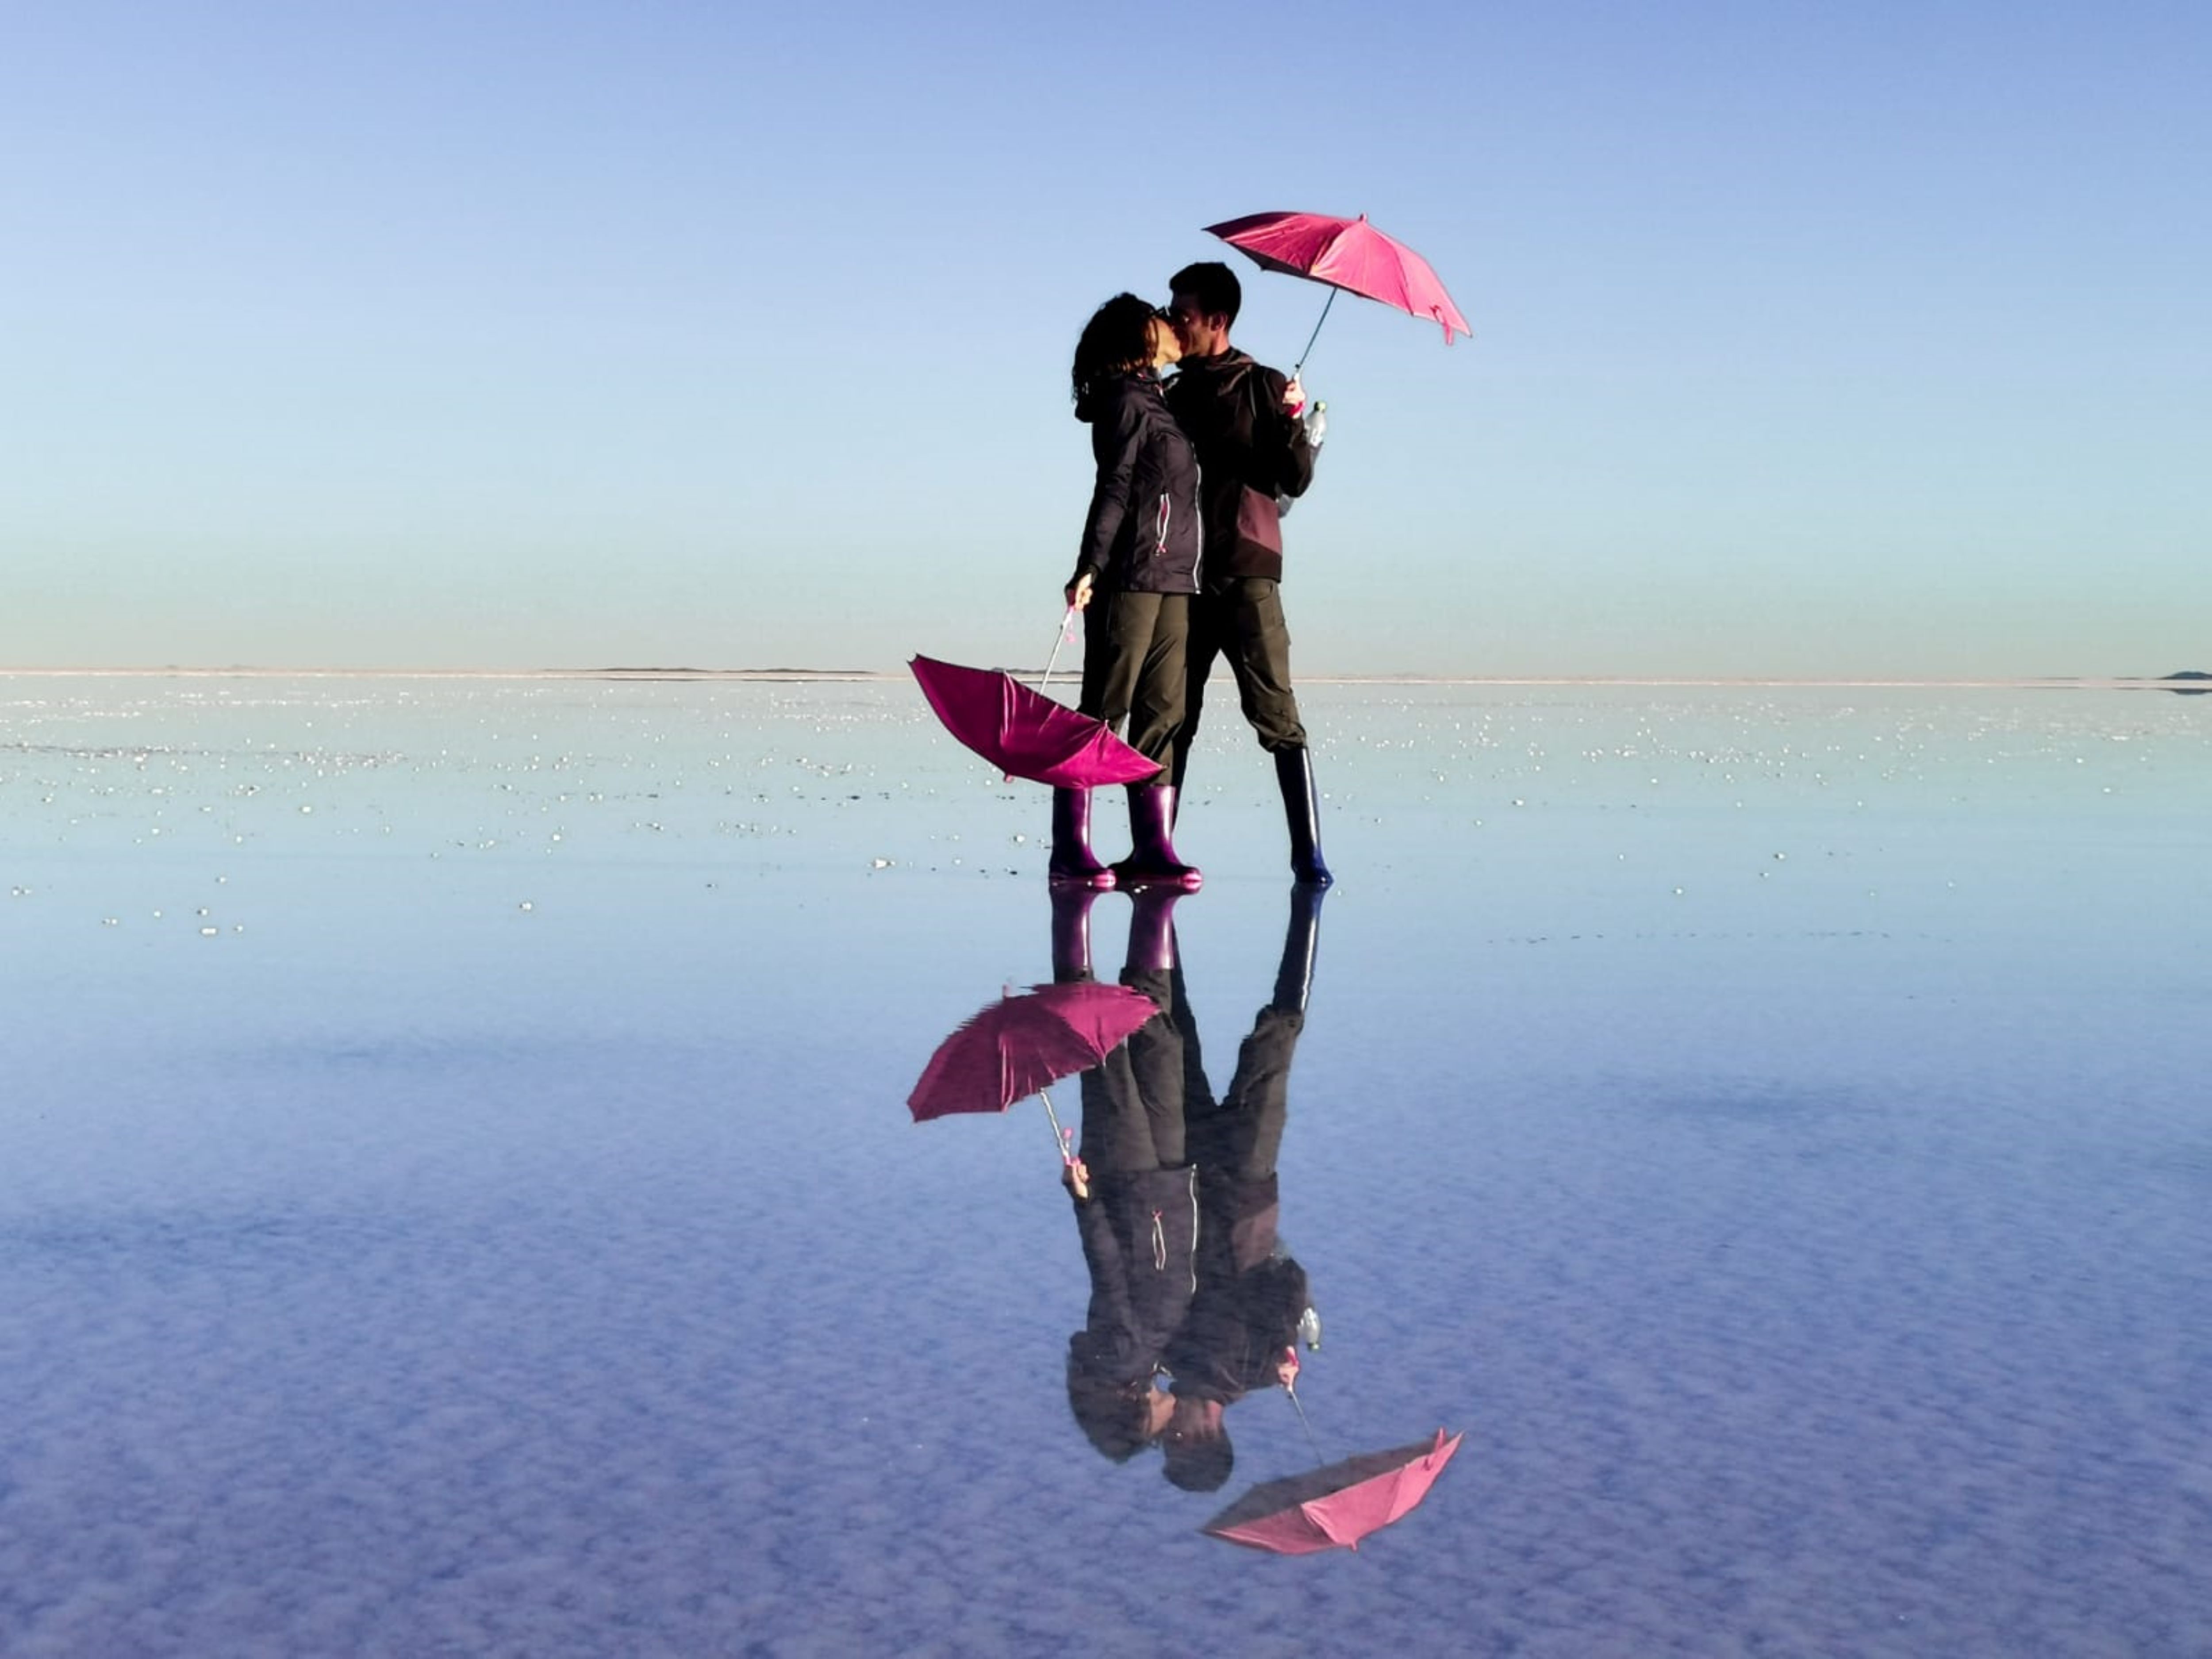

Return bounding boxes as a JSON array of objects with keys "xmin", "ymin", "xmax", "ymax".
[
  {"xmin": 911, "ymin": 654, "xmax": 1160, "ymax": 789},
  {"xmin": 1204, "ymin": 1429, "xmax": 1462, "ymax": 1555},
  {"xmin": 1206, "ymin": 209, "xmax": 1472, "ymax": 374},
  {"xmin": 908, "ymin": 979, "xmax": 1162, "ymax": 1195}
]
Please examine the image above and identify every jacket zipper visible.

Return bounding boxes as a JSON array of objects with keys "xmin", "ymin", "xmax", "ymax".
[
  {"xmin": 1185, "ymin": 1167, "xmax": 1199, "ymax": 1294},
  {"xmin": 1190, "ymin": 461, "xmax": 1204, "ymax": 590}
]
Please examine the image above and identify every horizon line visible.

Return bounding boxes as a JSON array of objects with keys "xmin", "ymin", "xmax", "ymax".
[{"xmin": 1, "ymin": 666, "xmax": 2203, "ymax": 690}]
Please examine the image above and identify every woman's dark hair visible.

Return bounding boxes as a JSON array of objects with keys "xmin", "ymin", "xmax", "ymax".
[
  {"xmin": 1066, "ymin": 1356, "xmax": 1153, "ymax": 1463},
  {"xmin": 1071, "ymin": 292, "xmax": 1160, "ymax": 407}
]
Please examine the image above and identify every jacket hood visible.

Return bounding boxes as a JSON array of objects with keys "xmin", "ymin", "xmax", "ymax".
[
  {"xmin": 1169, "ymin": 348, "xmax": 1257, "ymax": 390},
  {"xmin": 1074, "ymin": 367, "xmax": 1157, "ymax": 424}
]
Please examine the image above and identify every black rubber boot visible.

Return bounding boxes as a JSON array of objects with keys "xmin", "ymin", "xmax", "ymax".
[
  {"xmin": 1112, "ymin": 785, "xmax": 1202, "ymax": 891},
  {"xmin": 1271, "ymin": 883, "xmax": 1326, "ymax": 1013},
  {"xmin": 1048, "ymin": 787, "xmax": 1116, "ymax": 889},
  {"xmin": 1273, "ymin": 747, "xmax": 1334, "ymax": 888}
]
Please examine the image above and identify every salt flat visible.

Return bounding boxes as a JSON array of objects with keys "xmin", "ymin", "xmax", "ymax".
[{"xmin": 4, "ymin": 676, "xmax": 2208, "ymax": 1657}]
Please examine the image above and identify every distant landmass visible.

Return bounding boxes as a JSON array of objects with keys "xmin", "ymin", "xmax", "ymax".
[
  {"xmin": 588, "ymin": 666, "xmax": 879, "ymax": 679},
  {"xmin": 5, "ymin": 666, "xmax": 2209, "ymax": 689}
]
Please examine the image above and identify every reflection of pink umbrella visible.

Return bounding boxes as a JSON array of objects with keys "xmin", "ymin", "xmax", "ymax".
[
  {"xmin": 911, "ymin": 654, "xmax": 1160, "ymax": 790},
  {"xmin": 1206, "ymin": 210, "xmax": 1472, "ymax": 373},
  {"xmin": 908, "ymin": 979, "xmax": 1163, "ymax": 1195},
  {"xmin": 1203, "ymin": 1429, "xmax": 1462, "ymax": 1555}
]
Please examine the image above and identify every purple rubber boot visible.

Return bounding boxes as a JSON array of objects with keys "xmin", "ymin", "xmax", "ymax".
[
  {"xmin": 1050, "ymin": 886, "xmax": 1100, "ymax": 982},
  {"xmin": 1110, "ymin": 784, "xmax": 1202, "ymax": 891},
  {"xmin": 1123, "ymin": 883, "xmax": 1184, "ymax": 975},
  {"xmin": 1048, "ymin": 787, "xmax": 1116, "ymax": 889}
]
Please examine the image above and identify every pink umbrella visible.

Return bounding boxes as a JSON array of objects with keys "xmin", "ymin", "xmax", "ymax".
[
  {"xmin": 909, "ymin": 979, "xmax": 1164, "ymax": 1195},
  {"xmin": 908, "ymin": 979, "xmax": 1162, "ymax": 1122},
  {"xmin": 911, "ymin": 653, "xmax": 1160, "ymax": 790},
  {"xmin": 1206, "ymin": 210, "xmax": 1472, "ymax": 373},
  {"xmin": 1203, "ymin": 1429, "xmax": 1463, "ymax": 1555}
]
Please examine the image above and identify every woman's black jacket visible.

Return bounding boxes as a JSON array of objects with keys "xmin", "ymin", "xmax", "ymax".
[{"xmin": 1072, "ymin": 371, "xmax": 1202, "ymax": 595}]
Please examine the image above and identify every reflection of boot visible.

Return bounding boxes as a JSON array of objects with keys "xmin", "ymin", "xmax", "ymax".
[
  {"xmin": 1051, "ymin": 886, "xmax": 1100, "ymax": 982},
  {"xmin": 1124, "ymin": 885, "xmax": 1184, "ymax": 974},
  {"xmin": 1112, "ymin": 785, "xmax": 1202, "ymax": 891},
  {"xmin": 1049, "ymin": 787, "xmax": 1116, "ymax": 889},
  {"xmin": 1271, "ymin": 884, "xmax": 1326, "ymax": 1013},
  {"xmin": 1274, "ymin": 747, "xmax": 1334, "ymax": 888}
]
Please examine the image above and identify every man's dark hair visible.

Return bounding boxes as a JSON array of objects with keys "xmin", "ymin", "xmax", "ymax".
[
  {"xmin": 1162, "ymin": 1425, "xmax": 1235, "ymax": 1492},
  {"xmin": 1071, "ymin": 292, "xmax": 1160, "ymax": 408},
  {"xmin": 1170, "ymin": 261, "xmax": 1242, "ymax": 327}
]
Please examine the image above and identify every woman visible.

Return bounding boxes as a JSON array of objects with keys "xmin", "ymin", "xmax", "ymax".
[{"xmin": 1056, "ymin": 293, "xmax": 1203, "ymax": 890}]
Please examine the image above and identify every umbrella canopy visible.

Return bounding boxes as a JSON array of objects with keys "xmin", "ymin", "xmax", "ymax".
[
  {"xmin": 908, "ymin": 979, "xmax": 1163, "ymax": 1122},
  {"xmin": 1203, "ymin": 1429, "xmax": 1462, "ymax": 1555},
  {"xmin": 1206, "ymin": 211, "xmax": 1472, "ymax": 358},
  {"xmin": 911, "ymin": 655, "xmax": 1161, "ymax": 790}
]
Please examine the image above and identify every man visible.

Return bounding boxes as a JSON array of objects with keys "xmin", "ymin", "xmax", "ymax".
[
  {"xmin": 1164, "ymin": 261, "xmax": 1333, "ymax": 887},
  {"xmin": 1158, "ymin": 883, "xmax": 1322, "ymax": 1492}
]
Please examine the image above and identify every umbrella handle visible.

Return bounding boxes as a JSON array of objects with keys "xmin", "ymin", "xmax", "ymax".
[
  {"xmin": 1291, "ymin": 285, "xmax": 1339, "ymax": 381},
  {"xmin": 1286, "ymin": 1371, "xmax": 1326, "ymax": 1466},
  {"xmin": 1037, "ymin": 604, "xmax": 1079, "ymax": 698}
]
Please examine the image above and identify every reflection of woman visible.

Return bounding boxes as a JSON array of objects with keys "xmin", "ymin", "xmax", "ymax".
[
  {"xmin": 1058, "ymin": 887, "xmax": 1196, "ymax": 1461},
  {"xmin": 1055, "ymin": 294, "xmax": 1203, "ymax": 891}
]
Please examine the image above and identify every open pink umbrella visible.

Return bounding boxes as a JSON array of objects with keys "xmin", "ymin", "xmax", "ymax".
[
  {"xmin": 1206, "ymin": 210, "xmax": 1472, "ymax": 374},
  {"xmin": 911, "ymin": 653, "xmax": 1160, "ymax": 790},
  {"xmin": 909, "ymin": 978, "xmax": 1164, "ymax": 1195},
  {"xmin": 1203, "ymin": 1429, "xmax": 1463, "ymax": 1555}
]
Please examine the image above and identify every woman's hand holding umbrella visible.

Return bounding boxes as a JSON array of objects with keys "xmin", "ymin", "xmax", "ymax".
[{"xmin": 1060, "ymin": 1150, "xmax": 1092, "ymax": 1200}]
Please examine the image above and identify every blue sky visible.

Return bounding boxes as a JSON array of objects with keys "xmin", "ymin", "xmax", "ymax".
[{"xmin": 5, "ymin": 1, "xmax": 2205, "ymax": 676}]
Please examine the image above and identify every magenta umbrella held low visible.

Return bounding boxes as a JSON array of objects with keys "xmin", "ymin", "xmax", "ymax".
[
  {"xmin": 1205, "ymin": 210, "xmax": 1473, "ymax": 375},
  {"xmin": 911, "ymin": 653, "xmax": 1160, "ymax": 790},
  {"xmin": 909, "ymin": 979, "xmax": 1164, "ymax": 1197}
]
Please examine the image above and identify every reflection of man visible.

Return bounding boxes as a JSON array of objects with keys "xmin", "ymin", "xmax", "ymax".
[
  {"xmin": 1054, "ymin": 885, "xmax": 1325, "ymax": 1488},
  {"xmin": 1159, "ymin": 887, "xmax": 1323, "ymax": 1491},
  {"xmin": 1165, "ymin": 261, "xmax": 1333, "ymax": 888}
]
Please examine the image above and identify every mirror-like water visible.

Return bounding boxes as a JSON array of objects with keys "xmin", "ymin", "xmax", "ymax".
[{"xmin": 4, "ymin": 677, "xmax": 2208, "ymax": 1656}]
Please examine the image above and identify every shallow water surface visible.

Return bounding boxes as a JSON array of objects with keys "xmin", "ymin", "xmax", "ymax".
[{"xmin": 3, "ymin": 677, "xmax": 2208, "ymax": 1656}]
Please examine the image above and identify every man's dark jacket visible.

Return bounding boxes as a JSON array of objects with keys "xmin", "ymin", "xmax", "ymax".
[
  {"xmin": 1161, "ymin": 1179, "xmax": 1307, "ymax": 1407},
  {"xmin": 1164, "ymin": 349, "xmax": 1316, "ymax": 587}
]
